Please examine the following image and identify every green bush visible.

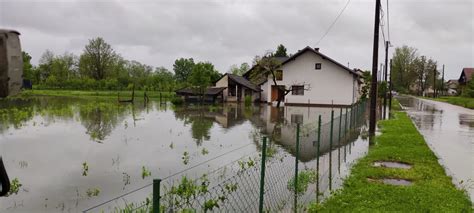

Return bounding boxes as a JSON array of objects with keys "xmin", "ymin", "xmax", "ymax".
[
  {"xmin": 244, "ymin": 95, "xmax": 252, "ymax": 106},
  {"xmin": 171, "ymin": 97, "xmax": 184, "ymax": 105}
]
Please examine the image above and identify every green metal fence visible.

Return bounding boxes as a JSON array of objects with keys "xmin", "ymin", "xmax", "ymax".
[{"xmin": 84, "ymin": 100, "xmax": 368, "ymax": 213}]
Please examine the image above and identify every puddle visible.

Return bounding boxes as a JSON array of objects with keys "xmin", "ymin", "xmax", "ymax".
[
  {"xmin": 373, "ymin": 161, "xmax": 412, "ymax": 169},
  {"xmin": 368, "ymin": 178, "xmax": 413, "ymax": 186}
]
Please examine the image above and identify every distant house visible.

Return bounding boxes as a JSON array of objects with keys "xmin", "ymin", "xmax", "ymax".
[
  {"xmin": 446, "ymin": 79, "xmax": 459, "ymax": 96},
  {"xmin": 248, "ymin": 46, "xmax": 361, "ymax": 106},
  {"xmin": 214, "ymin": 73, "xmax": 261, "ymax": 102},
  {"xmin": 458, "ymin": 68, "xmax": 473, "ymax": 85}
]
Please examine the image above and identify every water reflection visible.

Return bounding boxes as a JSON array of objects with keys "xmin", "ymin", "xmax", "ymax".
[{"xmin": 0, "ymin": 97, "xmax": 370, "ymax": 212}]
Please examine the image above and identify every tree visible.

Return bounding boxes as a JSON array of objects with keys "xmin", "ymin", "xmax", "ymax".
[
  {"xmin": 360, "ymin": 71, "xmax": 371, "ymax": 100},
  {"xmin": 251, "ymin": 52, "xmax": 310, "ymax": 107},
  {"xmin": 391, "ymin": 46, "xmax": 418, "ymax": 93},
  {"xmin": 37, "ymin": 50, "xmax": 55, "ymax": 82},
  {"xmin": 79, "ymin": 37, "xmax": 118, "ymax": 80},
  {"xmin": 229, "ymin": 62, "xmax": 250, "ymax": 76},
  {"xmin": 152, "ymin": 67, "xmax": 175, "ymax": 91},
  {"xmin": 173, "ymin": 58, "xmax": 195, "ymax": 82},
  {"xmin": 22, "ymin": 51, "xmax": 34, "ymax": 80},
  {"xmin": 273, "ymin": 44, "xmax": 288, "ymax": 57},
  {"xmin": 188, "ymin": 62, "xmax": 221, "ymax": 102}
]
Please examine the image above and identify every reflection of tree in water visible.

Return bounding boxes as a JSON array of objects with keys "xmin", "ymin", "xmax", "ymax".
[
  {"xmin": 0, "ymin": 97, "xmax": 140, "ymax": 142},
  {"xmin": 79, "ymin": 102, "xmax": 130, "ymax": 142},
  {"xmin": 173, "ymin": 106, "xmax": 215, "ymax": 146}
]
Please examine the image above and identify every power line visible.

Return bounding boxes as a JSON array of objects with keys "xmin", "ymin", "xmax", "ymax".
[{"xmin": 315, "ymin": 0, "xmax": 352, "ymax": 46}]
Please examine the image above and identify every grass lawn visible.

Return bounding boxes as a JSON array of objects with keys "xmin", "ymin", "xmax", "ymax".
[
  {"xmin": 308, "ymin": 100, "xmax": 472, "ymax": 212},
  {"xmin": 18, "ymin": 89, "xmax": 175, "ymax": 100},
  {"xmin": 426, "ymin": 96, "xmax": 474, "ymax": 109}
]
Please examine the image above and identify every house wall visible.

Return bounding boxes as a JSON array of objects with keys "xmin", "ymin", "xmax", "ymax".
[
  {"xmin": 215, "ymin": 75, "xmax": 229, "ymax": 101},
  {"xmin": 260, "ymin": 81, "xmax": 268, "ymax": 102},
  {"xmin": 264, "ymin": 51, "xmax": 357, "ymax": 106}
]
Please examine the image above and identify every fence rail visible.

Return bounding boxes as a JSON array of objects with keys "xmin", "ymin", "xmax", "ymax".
[{"xmin": 84, "ymin": 100, "xmax": 368, "ymax": 213}]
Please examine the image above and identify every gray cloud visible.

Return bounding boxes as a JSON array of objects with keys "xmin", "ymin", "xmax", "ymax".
[{"xmin": 0, "ymin": 0, "xmax": 472, "ymax": 79}]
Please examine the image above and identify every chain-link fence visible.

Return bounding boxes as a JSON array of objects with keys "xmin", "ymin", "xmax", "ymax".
[{"xmin": 83, "ymin": 100, "xmax": 368, "ymax": 213}]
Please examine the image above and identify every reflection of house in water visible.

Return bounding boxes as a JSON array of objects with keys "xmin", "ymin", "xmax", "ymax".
[{"xmin": 256, "ymin": 105, "xmax": 366, "ymax": 162}]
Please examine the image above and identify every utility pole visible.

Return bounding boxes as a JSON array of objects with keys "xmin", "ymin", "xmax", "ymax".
[
  {"xmin": 369, "ymin": 0, "xmax": 381, "ymax": 137},
  {"xmin": 441, "ymin": 64, "xmax": 445, "ymax": 96},
  {"xmin": 383, "ymin": 41, "xmax": 389, "ymax": 119},
  {"xmin": 433, "ymin": 65, "xmax": 437, "ymax": 98}
]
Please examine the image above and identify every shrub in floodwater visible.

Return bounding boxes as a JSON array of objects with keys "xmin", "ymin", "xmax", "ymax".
[
  {"xmin": 182, "ymin": 151, "xmax": 190, "ymax": 165},
  {"xmin": 7, "ymin": 178, "xmax": 22, "ymax": 196},
  {"xmin": 82, "ymin": 162, "xmax": 89, "ymax": 176},
  {"xmin": 287, "ymin": 170, "xmax": 317, "ymax": 195},
  {"xmin": 244, "ymin": 95, "xmax": 252, "ymax": 107},
  {"xmin": 142, "ymin": 166, "xmax": 151, "ymax": 179},
  {"xmin": 86, "ymin": 188, "xmax": 101, "ymax": 197},
  {"xmin": 171, "ymin": 97, "xmax": 184, "ymax": 105}
]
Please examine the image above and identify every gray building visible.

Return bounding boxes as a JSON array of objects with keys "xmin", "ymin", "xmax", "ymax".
[{"xmin": 0, "ymin": 29, "xmax": 23, "ymax": 98}]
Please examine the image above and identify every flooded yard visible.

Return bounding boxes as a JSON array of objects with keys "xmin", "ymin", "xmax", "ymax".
[{"xmin": 0, "ymin": 97, "xmax": 369, "ymax": 212}]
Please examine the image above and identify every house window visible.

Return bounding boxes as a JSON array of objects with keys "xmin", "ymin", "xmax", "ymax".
[
  {"xmin": 315, "ymin": 63, "xmax": 322, "ymax": 70},
  {"xmin": 275, "ymin": 70, "xmax": 283, "ymax": 80},
  {"xmin": 291, "ymin": 114, "xmax": 303, "ymax": 124},
  {"xmin": 292, "ymin": 85, "xmax": 304, "ymax": 95}
]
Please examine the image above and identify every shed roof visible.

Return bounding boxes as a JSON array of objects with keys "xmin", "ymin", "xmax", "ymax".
[
  {"xmin": 227, "ymin": 74, "xmax": 261, "ymax": 92},
  {"xmin": 176, "ymin": 87, "xmax": 227, "ymax": 96}
]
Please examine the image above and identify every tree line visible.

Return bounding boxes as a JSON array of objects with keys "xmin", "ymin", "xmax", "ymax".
[
  {"xmin": 391, "ymin": 45, "xmax": 445, "ymax": 96},
  {"xmin": 22, "ymin": 37, "xmax": 226, "ymax": 91}
]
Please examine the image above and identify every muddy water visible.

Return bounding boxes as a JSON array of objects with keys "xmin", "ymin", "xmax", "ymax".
[{"xmin": 397, "ymin": 96, "xmax": 474, "ymax": 200}]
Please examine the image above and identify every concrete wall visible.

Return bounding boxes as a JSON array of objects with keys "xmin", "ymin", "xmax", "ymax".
[
  {"xmin": 263, "ymin": 51, "xmax": 358, "ymax": 106},
  {"xmin": 0, "ymin": 31, "xmax": 22, "ymax": 97}
]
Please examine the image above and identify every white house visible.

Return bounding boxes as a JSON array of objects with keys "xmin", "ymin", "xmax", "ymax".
[{"xmin": 256, "ymin": 46, "xmax": 361, "ymax": 107}]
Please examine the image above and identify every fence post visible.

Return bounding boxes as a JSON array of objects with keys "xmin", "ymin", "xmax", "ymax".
[
  {"xmin": 316, "ymin": 115, "xmax": 321, "ymax": 203},
  {"xmin": 259, "ymin": 137, "xmax": 268, "ymax": 213},
  {"xmin": 330, "ymin": 110, "xmax": 334, "ymax": 150},
  {"xmin": 329, "ymin": 110, "xmax": 334, "ymax": 191},
  {"xmin": 294, "ymin": 123, "xmax": 301, "ymax": 212},
  {"xmin": 350, "ymin": 105, "xmax": 353, "ymax": 131},
  {"xmin": 153, "ymin": 179, "xmax": 161, "ymax": 213},
  {"xmin": 338, "ymin": 108, "xmax": 342, "ymax": 145},
  {"xmin": 344, "ymin": 108, "xmax": 348, "ymax": 139}
]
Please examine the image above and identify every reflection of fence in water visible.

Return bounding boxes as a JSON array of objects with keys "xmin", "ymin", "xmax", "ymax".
[{"xmin": 84, "ymin": 101, "xmax": 368, "ymax": 213}]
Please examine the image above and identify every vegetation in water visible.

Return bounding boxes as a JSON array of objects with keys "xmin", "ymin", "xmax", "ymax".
[
  {"xmin": 86, "ymin": 188, "xmax": 101, "ymax": 197},
  {"xmin": 287, "ymin": 170, "xmax": 317, "ymax": 195},
  {"xmin": 182, "ymin": 151, "xmax": 190, "ymax": 165},
  {"xmin": 82, "ymin": 162, "xmax": 89, "ymax": 176},
  {"xmin": 244, "ymin": 95, "xmax": 252, "ymax": 107},
  {"xmin": 7, "ymin": 178, "xmax": 22, "ymax": 196},
  {"xmin": 141, "ymin": 166, "xmax": 151, "ymax": 179},
  {"xmin": 201, "ymin": 148, "xmax": 209, "ymax": 155}
]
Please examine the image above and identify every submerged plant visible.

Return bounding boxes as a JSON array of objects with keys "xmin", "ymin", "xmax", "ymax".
[
  {"xmin": 182, "ymin": 151, "xmax": 190, "ymax": 165},
  {"xmin": 82, "ymin": 162, "xmax": 89, "ymax": 176},
  {"xmin": 287, "ymin": 170, "xmax": 317, "ymax": 195},
  {"xmin": 86, "ymin": 188, "xmax": 101, "ymax": 197},
  {"xmin": 142, "ymin": 166, "xmax": 151, "ymax": 179},
  {"xmin": 201, "ymin": 148, "xmax": 209, "ymax": 155},
  {"xmin": 7, "ymin": 178, "xmax": 22, "ymax": 196}
]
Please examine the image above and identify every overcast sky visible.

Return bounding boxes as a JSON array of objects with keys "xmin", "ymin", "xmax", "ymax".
[{"xmin": 1, "ymin": 0, "xmax": 472, "ymax": 79}]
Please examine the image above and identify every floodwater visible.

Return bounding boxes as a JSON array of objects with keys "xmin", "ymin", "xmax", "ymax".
[
  {"xmin": 0, "ymin": 96, "xmax": 369, "ymax": 212},
  {"xmin": 397, "ymin": 96, "xmax": 474, "ymax": 200}
]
